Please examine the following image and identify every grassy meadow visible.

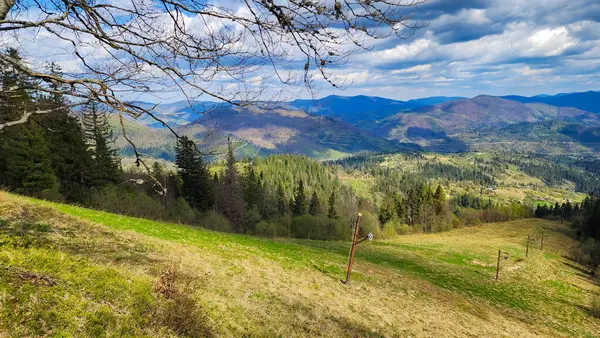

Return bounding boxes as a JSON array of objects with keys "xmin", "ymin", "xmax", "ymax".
[{"xmin": 0, "ymin": 191, "xmax": 598, "ymax": 337}]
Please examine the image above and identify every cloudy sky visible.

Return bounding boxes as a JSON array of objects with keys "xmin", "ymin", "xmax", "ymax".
[
  {"xmin": 5, "ymin": 0, "xmax": 600, "ymax": 102},
  {"xmin": 310, "ymin": 0, "xmax": 600, "ymax": 100}
]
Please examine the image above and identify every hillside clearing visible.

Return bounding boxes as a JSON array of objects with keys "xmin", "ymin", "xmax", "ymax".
[{"xmin": 0, "ymin": 192, "xmax": 598, "ymax": 337}]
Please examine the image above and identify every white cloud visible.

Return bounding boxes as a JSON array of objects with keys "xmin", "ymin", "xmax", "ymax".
[
  {"xmin": 526, "ymin": 27, "xmax": 576, "ymax": 56},
  {"xmin": 367, "ymin": 39, "xmax": 435, "ymax": 63},
  {"xmin": 434, "ymin": 9, "xmax": 492, "ymax": 27},
  {"xmin": 515, "ymin": 66, "xmax": 553, "ymax": 76},
  {"xmin": 391, "ymin": 64, "xmax": 432, "ymax": 74}
]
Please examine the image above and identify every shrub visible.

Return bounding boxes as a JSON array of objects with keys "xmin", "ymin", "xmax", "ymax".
[
  {"xmin": 255, "ymin": 220, "xmax": 277, "ymax": 238},
  {"xmin": 358, "ymin": 211, "xmax": 382, "ymax": 240},
  {"xmin": 451, "ymin": 215, "xmax": 463, "ymax": 229},
  {"xmin": 395, "ymin": 223, "xmax": 412, "ymax": 235},
  {"xmin": 272, "ymin": 215, "xmax": 292, "ymax": 237},
  {"xmin": 153, "ymin": 268, "xmax": 212, "ymax": 337},
  {"xmin": 291, "ymin": 214, "xmax": 350, "ymax": 240},
  {"xmin": 87, "ymin": 185, "xmax": 167, "ymax": 220},
  {"xmin": 168, "ymin": 197, "xmax": 197, "ymax": 224},
  {"xmin": 243, "ymin": 207, "xmax": 262, "ymax": 234},
  {"xmin": 457, "ymin": 208, "xmax": 483, "ymax": 227},
  {"xmin": 200, "ymin": 211, "xmax": 232, "ymax": 233},
  {"xmin": 381, "ymin": 220, "xmax": 397, "ymax": 239}
]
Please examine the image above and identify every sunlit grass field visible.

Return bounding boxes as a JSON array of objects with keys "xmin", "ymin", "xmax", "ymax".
[{"xmin": 0, "ymin": 191, "xmax": 598, "ymax": 337}]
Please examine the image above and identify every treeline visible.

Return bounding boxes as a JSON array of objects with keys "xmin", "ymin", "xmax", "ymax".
[
  {"xmin": 510, "ymin": 159, "xmax": 600, "ymax": 194},
  {"xmin": 420, "ymin": 162, "xmax": 496, "ymax": 186},
  {"xmin": 172, "ymin": 139, "xmax": 359, "ymax": 240},
  {"xmin": 452, "ymin": 193, "xmax": 533, "ymax": 226},
  {"xmin": 0, "ymin": 50, "xmax": 121, "ymax": 202},
  {"xmin": 536, "ymin": 196, "xmax": 600, "ymax": 272},
  {"xmin": 331, "ymin": 152, "xmax": 390, "ymax": 172},
  {"xmin": 377, "ymin": 184, "xmax": 453, "ymax": 234}
]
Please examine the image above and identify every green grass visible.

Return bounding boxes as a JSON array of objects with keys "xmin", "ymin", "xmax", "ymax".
[{"xmin": 1, "ymin": 192, "xmax": 599, "ymax": 337}]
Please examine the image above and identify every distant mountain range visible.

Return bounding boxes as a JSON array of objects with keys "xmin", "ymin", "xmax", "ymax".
[
  {"xmin": 114, "ymin": 91, "xmax": 600, "ymax": 159},
  {"xmin": 500, "ymin": 91, "xmax": 600, "ymax": 114},
  {"xmin": 287, "ymin": 95, "xmax": 463, "ymax": 124}
]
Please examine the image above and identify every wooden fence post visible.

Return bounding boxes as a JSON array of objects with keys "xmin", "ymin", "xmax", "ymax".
[
  {"xmin": 342, "ymin": 213, "xmax": 362, "ymax": 285},
  {"xmin": 496, "ymin": 249, "xmax": 501, "ymax": 280}
]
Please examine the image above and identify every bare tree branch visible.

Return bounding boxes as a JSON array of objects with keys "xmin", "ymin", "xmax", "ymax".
[{"xmin": 0, "ymin": 0, "xmax": 428, "ymax": 160}]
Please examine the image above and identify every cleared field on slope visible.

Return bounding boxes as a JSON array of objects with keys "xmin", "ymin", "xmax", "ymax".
[{"xmin": 0, "ymin": 192, "xmax": 598, "ymax": 337}]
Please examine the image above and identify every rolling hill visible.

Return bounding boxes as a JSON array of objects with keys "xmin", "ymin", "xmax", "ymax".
[
  {"xmin": 112, "ymin": 92, "xmax": 600, "ymax": 159},
  {"xmin": 288, "ymin": 95, "xmax": 462, "ymax": 124},
  {"xmin": 1, "ymin": 192, "xmax": 598, "ymax": 337},
  {"xmin": 112, "ymin": 104, "xmax": 418, "ymax": 161},
  {"xmin": 373, "ymin": 96, "xmax": 600, "ymax": 152},
  {"xmin": 501, "ymin": 91, "xmax": 600, "ymax": 114}
]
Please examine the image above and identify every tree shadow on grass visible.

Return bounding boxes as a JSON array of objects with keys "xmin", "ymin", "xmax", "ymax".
[
  {"xmin": 250, "ymin": 291, "xmax": 386, "ymax": 338},
  {"xmin": 290, "ymin": 239, "xmax": 533, "ymax": 312},
  {"xmin": 0, "ymin": 203, "xmax": 161, "ymax": 269},
  {"xmin": 562, "ymin": 257, "xmax": 600, "ymax": 288}
]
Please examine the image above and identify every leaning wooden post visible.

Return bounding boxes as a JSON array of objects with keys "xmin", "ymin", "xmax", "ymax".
[
  {"xmin": 342, "ymin": 213, "xmax": 362, "ymax": 285},
  {"xmin": 540, "ymin": 230, "xmax": 544, "ymax": 250},
  {"xmin": 526, "ymin": 234, "xmax": 530, "ymax": 258},
  {"xmin": 496, "ymin": 249, "xmax": 501, "ymax": 280}
]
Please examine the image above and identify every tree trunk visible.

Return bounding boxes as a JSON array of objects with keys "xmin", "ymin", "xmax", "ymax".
[{"xmin": 0, "ymin": 0, "xmax": 16, "ymax": 20}]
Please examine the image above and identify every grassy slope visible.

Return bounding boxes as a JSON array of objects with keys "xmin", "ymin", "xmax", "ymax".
[{"xmin": 0, "ymin": 192, "xmax": 599, "ymax": 337}]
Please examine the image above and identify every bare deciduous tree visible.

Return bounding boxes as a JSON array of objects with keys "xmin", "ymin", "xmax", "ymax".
[{"xmin": 0, "ymin": 0, "xmax": 427, "ymax": 162}]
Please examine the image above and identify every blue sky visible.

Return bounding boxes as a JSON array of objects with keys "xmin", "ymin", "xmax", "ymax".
[{"xmin": 5, "ymin": 0, "xmax": 600, "ymax": 102}]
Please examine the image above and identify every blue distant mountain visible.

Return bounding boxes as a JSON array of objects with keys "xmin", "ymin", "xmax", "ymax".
[
  {"xmin": 288, "ymin": 95, "xmax": 463, "ymax": 124},
  {"xmin": 501, "ymin": 91, "xmax": 600, "ymax": 113}
]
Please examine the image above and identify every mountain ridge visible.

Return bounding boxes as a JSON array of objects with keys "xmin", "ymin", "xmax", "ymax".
[{"xmin": 115, "ymin": 91, "xmax": 600, "ymax": 159}]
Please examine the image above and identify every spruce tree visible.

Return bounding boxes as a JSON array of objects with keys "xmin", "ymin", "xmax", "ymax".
[
  {"xmin": 553, "ymin": 202, "xmax": 562, "ymax": 216},
  {"xmin": 1, "ymin": 122, "xmax": 59, "ymax": 196},
  {"xmin": 308, "ymin": 191, "xmax": 321, "ymax": 216},
  {"xmin": 219, "ymin": 137, "xmax": 245, "ymax": 231},
  {"xmin": 327, "ymin": 191, "xmax": 337, "ymax": 219},
  {"xmin": 277, "ymin": 184, "xmax": 287, "ymax": 215},
  {"xmin": 37, "ymin": 62, "xmax": 93, "ymax": 201},
  {"xmin": 0, "ymin": 49, "xmax": 58, "ymax": 197},
  {"xmin": 394, "ymin": 194, "xmax": 406, "ymax": 223},
  {"xmin": 81, "ymin": 101, "xmax": 120, "ymax": 186},
  {"xmin": 379, "ymin": 194, "xmax": 396, "ymax": 224},
  {"xmin": 175, "ymin": 136, "xmax": 212, "ymax": 211},
  {"xmin": 244, "ymin": 165, "xmax": 263, "ymax": 209},
  {"xmin": 433, "ymin": 185, "xmax": 447, "ymax": 215},
  {"xmin": 292, "ymin": 179, "xmax": 307, "ymax": 216}
]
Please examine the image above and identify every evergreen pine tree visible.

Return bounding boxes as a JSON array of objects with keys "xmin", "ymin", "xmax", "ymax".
[
  {"xmin": 219, "ymin": 137, "xmax": 245, "ymax": 231},
  {"xmin": 553, "ymin": 202, "xmax": 562, "ymax": 216},
  {"xmin": 0, "ymin": 49, "xmax": 58, "ymax": 197},
  {"xmin": 37, "ymin": 62, "xmax": 93, "ymax": 201},
  {"xmin": 433, "ymin": 185, "xmax": 447, "ymax": 215},
  {"xmin": 327, "ymin": 191, "xmax": 337, "ymax": 219},
  {"xmin": 292, "ymin": 179, "xmax": 307, "ymax": 216},
  {"xmin": 394, "ymin": 194, "xmax": 406, "ymax": 223},
  {"xmin": 308, "ymin": 191, "xmax": 321, "ymax": 216},
  {"xmin": 81, "ymin": 101, "xmax": 120, "ymax": 186},
  {"xmin": 175, "ymin": 135, "xmax": 213, "ymax": 211},
  {"xmin": 277, "ymin": 184, "xmax": 287, "ymax": 215},
  {"xmin": 1, "ymin": 122, "xmax": 59, "ymax": 196},
  {"xmin": 379, "ymin": 194, "xmax": 396, "ymax": 224},
  {"xmin": 244, "ymin": 165, "xmax": 262, "ymax": 209}
]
